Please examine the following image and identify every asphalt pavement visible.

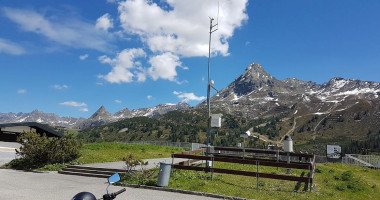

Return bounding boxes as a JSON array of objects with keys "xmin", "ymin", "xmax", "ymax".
[
  {"xmin": 0, "ymin": 169, "xmax": 219, "ymax": 200},
  {"xmin": 0, "ymin": 141, "xmax": 19, "ymax": 166},
  {"xmin": 0, "ymin": 142, "xmax": 218, "ymax": 200}
]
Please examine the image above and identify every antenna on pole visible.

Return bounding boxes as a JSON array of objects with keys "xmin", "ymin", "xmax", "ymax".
[
  {"xmin": 216, "ymin": 0, "xmax": 219, "ymax": 30},
  {"xmin": 206, "ymin": 1, "xmax": 219, "ymax": 146}
]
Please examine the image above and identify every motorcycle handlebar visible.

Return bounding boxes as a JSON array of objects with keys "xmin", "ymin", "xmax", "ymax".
[
  {"xmin": 102, "ymin": 188, "xmax": 126, "ymax": 200},
  {"xmin": 113, "ymin": 188, "xmax": 126, "ymax": 196}
]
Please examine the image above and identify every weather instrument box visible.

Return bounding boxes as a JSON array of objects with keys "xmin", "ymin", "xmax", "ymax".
[
  {"xmin": 211, "ymin": 114, "xmax": 222, "ymax": 128},
  {"xmin": 326, "ymin": 145, "xmax": 342, "ymax": 159}
]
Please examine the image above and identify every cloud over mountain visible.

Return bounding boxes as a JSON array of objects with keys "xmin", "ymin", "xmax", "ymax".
[
  {"xmin": 0, "ymin": 38, "xmax": 25, "ymax": 55},
  {"xmin": 118, "ymin": 0, "xmax": 248, "ymax": 57},
  {"xmin": 99, "ymin": 0, "xmax": 248, "ymax": 84},
  {"xmin": 2, "ymin": 7, "xmax": 114, "ymax": 52}
]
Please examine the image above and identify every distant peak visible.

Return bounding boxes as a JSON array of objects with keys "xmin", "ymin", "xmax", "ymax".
[
  {"xmin": 330, "ymin": 77, "xmax": 345, "ymax": 82},
  {"xmin": 246, "ymin": 63, "xmax": 262, "ymax": 71},
  {"xmin": 97, "ymin": 106, "xmax": 106, "ymax": 111},
  {"xmin": 91, "ymin": 106, "xmax": 111, "ymax": 116},
  {"xmin": 241, "ymin": 63, "xmax": 273, "ymax": 81},
  {"xmin": 31, "ymin": 110, "xmax": 42, "ymax": 114}
]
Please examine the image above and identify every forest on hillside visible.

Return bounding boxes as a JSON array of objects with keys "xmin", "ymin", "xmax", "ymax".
[
  {"xmin": 78, "ymin": 110, "xmax": 277, "ymax": 148},
  {"xmin": 77, "ymin": 109, "xmax": 380, "ymax": 155}
]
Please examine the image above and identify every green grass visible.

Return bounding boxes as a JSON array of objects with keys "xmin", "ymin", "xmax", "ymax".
[
  {"xmin": 37, "ymin": 160, "xmax": 81, "ymax": 171},
  {"xmin": 77, "ymin": 142, "xmax": 186, "ymax": 164},
  {"xmin": 28, "ymin": 142, "xmax": 185, "ymax": 171},
  {"xmin": 166, "ymin": 163, "xmax": 380, "ymax": 200}
]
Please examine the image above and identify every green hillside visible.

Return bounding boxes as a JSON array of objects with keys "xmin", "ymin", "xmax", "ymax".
[{"xmin": 78, "ymin": 106, "xmax": 380, "ymax": 155}]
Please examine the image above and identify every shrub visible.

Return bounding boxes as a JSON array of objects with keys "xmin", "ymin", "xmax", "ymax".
[
  {"xmin": 123, "ymin": 154, "xmax": 148, "ymax": 173},
  {"xmin": 14, "ymin": 131, "xmax": 82, "ymax": 169},
  {"xmin": 341, "ymin": 171, "xmax": 353, "ymax": 181},
  {"xmin": 122, "ymin": 154, "xmax": 158, "ymax": 186}
]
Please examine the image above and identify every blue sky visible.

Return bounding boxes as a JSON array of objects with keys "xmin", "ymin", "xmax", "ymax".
[{"xmin": 1, "ymin": 0, "xmax": 380, "ymax": 118}]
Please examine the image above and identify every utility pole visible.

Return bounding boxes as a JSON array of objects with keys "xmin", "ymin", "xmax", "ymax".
[{"xmin": 206, "ymin": 16, "xmax": 218, "ymax": 145}]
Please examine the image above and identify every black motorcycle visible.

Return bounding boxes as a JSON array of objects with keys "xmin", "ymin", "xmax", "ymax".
[{"xmin": 72, "ymin": 173, "xmax": 126, "ymax": 200}]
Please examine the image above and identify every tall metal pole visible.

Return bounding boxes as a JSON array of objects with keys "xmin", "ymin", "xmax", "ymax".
[{"xmin": 207, "ymin": 17, "xmax": 218, "ymax": 145}]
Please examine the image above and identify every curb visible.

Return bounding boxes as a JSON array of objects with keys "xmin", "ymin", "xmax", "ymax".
[{"xmin": 115, "ymin": 182, "xmax": 251, "ymax": 200}]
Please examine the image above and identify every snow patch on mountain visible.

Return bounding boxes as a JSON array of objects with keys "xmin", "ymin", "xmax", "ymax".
[{"xmin": 335, "ymin": 88, "xmax": 380, "ymax": 96}]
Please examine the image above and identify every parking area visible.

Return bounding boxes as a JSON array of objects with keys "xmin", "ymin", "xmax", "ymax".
[
  {"xmin": 0, "ymin": 141, "xmax": 19, "ymax": 166},
  {"xmin": 0, "ymin": 169, "xmax": 218, "ymax": 200},
  {"xmin": 0, "ymin": 142, "xmax": 218, "ymax": 200}
]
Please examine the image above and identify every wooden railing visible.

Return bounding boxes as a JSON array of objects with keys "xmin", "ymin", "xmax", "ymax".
[{"xmin": 171, "ymin": 146, "xmax": 316, "ymax": 191}]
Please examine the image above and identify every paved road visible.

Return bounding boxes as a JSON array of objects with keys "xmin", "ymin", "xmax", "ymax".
[
  {"xmin": 0, "ymin": 142, "xmax": 216, "ymax": 200},
  {"xmin": 0, "ymin": 142, "xmax": 217, "ymax": 200},
  {"xmin": 0, "ymin": 169, "xmax": 219, "ymax": 200},
  {"xmin": 0, "ymin": 142, "xmax": 19, "ymax": 166}
]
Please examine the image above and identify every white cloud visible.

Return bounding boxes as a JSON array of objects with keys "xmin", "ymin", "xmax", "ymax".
[
  {"xmin": 2, "ymin": 7, "xmax": 113, "ymax": 52},
  {"xmin": 136, "ymin": 71, "xmax": 147, "ymax": 82},
  {"xmin": 147, "ymin": 95, "xmax": 152, "ymax": 100},
  {"xmin": 96, "ymin": 13, "xmax": 114, "ymax": 31},
  {"xmin": 107, "ymin": 0, "xmax": 120, "ymax": 3},
  {"xmin": 0, "ymin": 38, "xmax": 25, "ymax": 55},
  {"xmin": 118, "ymin": 0, "xmax": 248, "ymax": 57},
  {"xmin": 98, "ymin": 48, "xmax": 146, "ymax": 83},
  {"xmin": 60, "ymin": 101, "xmax": 88, "ymax": 112},
  {"xmin": 115, "ymin": 99, "xmax": 122, "ymax": 103},
  {"xmin": 52, "ymin": 84, "xmax": 68, "ymax": 90},
  {"xmin": 173, "ymin": 91, "xmax": 206, "ymax": 102},
  {"xmin": 99, "ymin": 50, "xmax": 186, "ymax": 83},
  {"xmin": 60, "ymin": 101, "xmax": 87, "ymax": 107},
  {"xmin": 148, "ymin": 52, "xmax": 181, "ymax": 81},
  {"xmin": 79, "ymin": 54, "xmax": 89, "ymax": 60},
  {"xmin": 17, "ymin": 89, "xmax": 27, "ymax": 94},
  {"xmin": 79, "ymin": 108, "xmax": 89, "ymax": 112}
]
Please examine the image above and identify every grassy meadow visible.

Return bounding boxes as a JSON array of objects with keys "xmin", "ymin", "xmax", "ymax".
[
  {"xmin": 14, "ymin": 141, "xmax": 378, "ymax": 199},
  {"xmin": 36, "ymin": 142, "xmax": 186, "ymax": 171},
  {"xmin": 167, "ymin": 162, "xmax": 380, "ymax": 200},
  {"xmin": 77, "ymin": 142, "xmax": 187, "ymax": 164}
]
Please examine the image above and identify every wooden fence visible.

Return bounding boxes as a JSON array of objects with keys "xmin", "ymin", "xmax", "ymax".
[{"xmin": 171, "ymin": 146, "xmax": 316, "ymax": 191}]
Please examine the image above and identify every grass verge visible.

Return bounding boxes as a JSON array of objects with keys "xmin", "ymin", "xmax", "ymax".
[
  {"xmin": 77, "ymin": 142, "xmax": 186, "ymax": 164},
  {"xmin": 3, "ymin": 142, "xmax": 186, "ymax": 171},
  {"xmin": 163, "ymin": 162, "xmax": 380, "ymax": 200}
]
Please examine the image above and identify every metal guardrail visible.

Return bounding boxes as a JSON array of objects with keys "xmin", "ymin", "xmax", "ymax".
[
  {"xmin": 121, "ymin": 141, "xmax": 206, "ymax": 150},
  {"xmin": 342, "ymin": 154, "xmax": 380, "ymax": 169}
]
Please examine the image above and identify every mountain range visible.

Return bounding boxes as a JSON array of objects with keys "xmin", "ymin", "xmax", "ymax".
[
  {"xmin": 1, "ymin": 62, "xmax": 379, "ymax": 140},
  {"xmin": 0, "ymin": 102, "xmax": 190, "ymax": 129},
  {"xmin": 202, "ymin": 63, "xmax": 380, "ymax": 119}
]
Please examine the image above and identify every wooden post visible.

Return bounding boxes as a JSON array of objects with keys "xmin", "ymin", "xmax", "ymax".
[
  {"xmin": 308, "ymin": 165, "xmax": 311, "ymax": 191},
  {"xmin": 256, "ymin": 160, "xmax": 260, "ymax": 191},
  {"xmin": 211, "ymin": 154, "xmax": 214, "ymax": 180},
  {"xmin": 286, "ymin": 152, "xmax": 291, "ymax": 174},
  {"xmin": 202, "ymin": 148, "xmax": 204, "ymax": 167},
  {"xmin": 276, "ymin": 150, "xmax": 279, "ymax": 171}
]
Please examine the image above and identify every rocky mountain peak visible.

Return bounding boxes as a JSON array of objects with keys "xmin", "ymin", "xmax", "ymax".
[
  {"xmin": 114, "ymin": 107, "xmax": 132, "ymax": 119},
  {"xmin": 177, "ymin": 101, "xmax": 191, "ymax": 109},
  {"xmin": 31, "ymin": 110, "xmax": 43, "ymax": 114},
  {"xmin": 225, "ymin": 63, "xmax": 278, "ymax": 97},
  {"xmin": 243, "ymin": 63, "xmax": 273, "ymax": 81},
  {"xmin": 90, "ymin": 106, "xmax": 112, "ymax": 120}
]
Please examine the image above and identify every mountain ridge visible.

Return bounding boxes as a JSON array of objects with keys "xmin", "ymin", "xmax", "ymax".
[
  {"xmin": 0, "ymin": 102, "xmax": 191, "ymax": 130},
  {"xmin": 1, "ymin": 62, "xmax": 379, "ymax": 133},
  {"xmin": 201, "ymin": 63, "xmax": 380, "ymax": 119}
]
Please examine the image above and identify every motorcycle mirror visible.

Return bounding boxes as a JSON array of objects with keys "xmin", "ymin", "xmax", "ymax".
[{"xmin": 108, "ymin": 173, "xmax": 120, "ymax": 184}]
